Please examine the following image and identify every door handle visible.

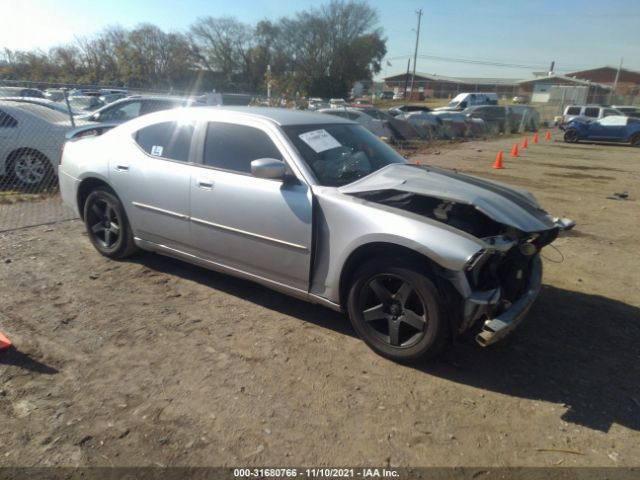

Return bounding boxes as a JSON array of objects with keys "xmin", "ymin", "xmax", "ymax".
[
  {"xmin": 196, "ymin": 178, "xmax": 214, "ymax": 190},
  {"xmin": 115, "ymin": 164, "xmax": 129, "ymax": 172}
]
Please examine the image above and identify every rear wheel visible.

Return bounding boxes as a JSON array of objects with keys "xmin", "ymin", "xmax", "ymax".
[
  {"xmin": 84, "ymin": 187, "xmax": 137, "ymax": 259},
  {"xmin": 630, "ymin": 133, "xmax": 640, "ymax": 147},
  {"xmin": 564, "ymin": 129, "xmax": 579, "ymax": 143},
  {"xmin": 347, "ymin": 259, "xmax": 447, "ymax": 363}
]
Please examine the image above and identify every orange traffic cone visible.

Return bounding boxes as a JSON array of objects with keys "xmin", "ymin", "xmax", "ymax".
[
  {"xmin": 510, "ymin": 143, "xmax": 519, "ymax": 157},
  {"xmin": 533, "ymin": 132, "xmax": 539, "ymax": 144},
  {"xmin": 545, "ymin": 131, "xmax": 551, "ymax": 141},
  {"xmin": 493, "ymin": 151, "xmax": 504, "ymax": 169},
  {"xmin": 522, "ymin": 137, "xmax": 528, "ymax": 149},
  {"xmin": 0, "ymin": 331, "xmax": 11, "ymax": 351}
]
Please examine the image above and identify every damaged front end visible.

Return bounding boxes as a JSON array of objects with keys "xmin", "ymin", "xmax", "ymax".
[{"xmin": 343, "ymin": 165, "xmax": 574, "ymax": 347}]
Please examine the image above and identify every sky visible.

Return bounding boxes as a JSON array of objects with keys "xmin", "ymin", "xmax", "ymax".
[{"xmin": 2, "ymin": 0, "xmax": 639, "ymax": 81}]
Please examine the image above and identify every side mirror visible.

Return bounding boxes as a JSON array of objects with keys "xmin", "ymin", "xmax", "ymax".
[
  {"xmin": 91, "ymin": 112, "xmax": 100, "ymax": 121},
  {"xmin": 251, "ymin": 158, "xmax": 286, "ymax": 180}
]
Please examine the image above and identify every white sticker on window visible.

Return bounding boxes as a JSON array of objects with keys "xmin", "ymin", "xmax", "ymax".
[
  {"xmin": 299, "ymin": 129, "xmax": 341, "ymax": 153},
  {"xmin": 151, "ymin": 145, "xmax": 164, "ymax": 156}
]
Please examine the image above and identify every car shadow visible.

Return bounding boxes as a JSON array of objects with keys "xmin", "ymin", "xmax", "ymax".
[
  {"xmin": 133, "ymin": 253, "xmax": 639, "ymax": 433},
  {"xmin": 420, "ymin": 285, "xmax": 640, "ymax": 433},
  {"xmin": 133, "ymin": 252, "xmax": 355, "ymax": 338},
  {"xmin": 0, "ymin": 346, "xmax": 59, "ymax": 375}
]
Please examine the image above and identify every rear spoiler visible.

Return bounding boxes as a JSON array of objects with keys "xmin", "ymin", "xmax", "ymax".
[{"xmin": 66, "ymin": 122, "xmax": 121, "ymax": 141}]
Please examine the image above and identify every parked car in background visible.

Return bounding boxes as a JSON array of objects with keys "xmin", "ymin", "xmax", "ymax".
[
  {"xmin": 99, "ymin": 93, "xmax": 129, "ymax": 104},
  {"xmin": 612, "ymin": 105, "xmax": 640, "ymax": 118},
  {"xmin": 397, "ymin": 111, "xmax": 442, "ymax": 139},
  {"xmin": 68, "ymin": 96, "xmax": 105, "ymax": 112},
  {"xmin": 318, "ymin": 107, "xmax": 392, "ymax": 138},
  {"xmin": 512, "ymin": 95, "xmax": 530, "ymax": 104},
  {"xmin": 80, "ymin": 96, "xmax": 202, "ymax": 124},
  {"xmin": 387, "ymin": 104, "xmax": 431, "ymax": 117},
  {"xmin": 44, "ymin": 89, "xmax": 66, "ymax": 102},
  {"xmin": 59, "ymin": 106, "xmax": 573, "ymax": 362},
  {"xmin": 0, "ymin": 102, "xmax": 82, "ymax": 188},
  {"xmin": 329, "ymin": 98, "xmax": 347, "ymax": 108},
  {"xmin": 563, "ymin": 115, "xmax": 640, "ymax": 146},
  {"xmin": 556, "ymin": 105, "xmax": 623, "ymax": 128},
  {"xmin": 392, "ymin": 92, "xmax": 405, "ymax": 100},
  {"xmin": 0, "ymin": 87, "xmax": 45, "ymax": 99},
  {"xmin": 0, "ymin": 97, "xmax": 78, "ymax": 116},
  {"xmin": 379, "ymin": 91, "xmax": 394, "ymax": 100},
  {"xmin": 435, "ymin": 92, "xmax": 498, "ymax": 111},
  {"xmin": 463, "ymin": 105, "xmax": 539, "ymax": 134}
]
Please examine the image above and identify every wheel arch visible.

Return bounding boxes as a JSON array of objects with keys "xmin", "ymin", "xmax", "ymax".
[
  {"xmin": 338, "ymin": 242, "xmax": 445, "ymax": 310},
  {"xmin": 76, "ymin": 177, "xmax": 115, "ymax": 220}
]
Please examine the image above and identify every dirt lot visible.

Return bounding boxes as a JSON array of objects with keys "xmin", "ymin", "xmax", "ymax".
[{"xmin": 1, "ymin": 134, "xmax": 639, "ymax": 468}]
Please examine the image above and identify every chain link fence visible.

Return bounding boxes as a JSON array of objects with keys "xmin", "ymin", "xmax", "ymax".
[{"xmin": 3, "ymin": 76, "xmax": 632, "ymax": 232}]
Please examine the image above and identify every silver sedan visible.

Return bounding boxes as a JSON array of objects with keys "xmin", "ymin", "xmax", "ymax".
[{"xmin": 59, "ymin": 107, "xmax": 573, "ymax": 362}]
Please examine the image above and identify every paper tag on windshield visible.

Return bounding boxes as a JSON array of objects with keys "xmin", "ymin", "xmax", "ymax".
[
  {"xmin": 151, "ymin": 145, "xmax": 164, "ymax": 156},
  {"xmin": 299, "ymin": 129, "xmax": 341, "ymax": 153}
]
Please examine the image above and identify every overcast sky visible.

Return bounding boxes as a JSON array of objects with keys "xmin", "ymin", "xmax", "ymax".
[{"xmin": 2, "ymin": 0, "xmax": 639, "ymax": 80}]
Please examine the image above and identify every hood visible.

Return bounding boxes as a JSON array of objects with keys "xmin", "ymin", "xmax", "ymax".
[{"xmin": 339, "ymin": 164, "xmax": 556, "ymax": 233}]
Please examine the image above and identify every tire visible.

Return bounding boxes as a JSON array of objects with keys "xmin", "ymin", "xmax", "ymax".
[
  {"xmin": 564, "ymin": 129, "xmax": 579, "ymax": 143},
  {"xmin": 10, "ymin": 150, "xmax": 55, "ymax": 190},
  {"xmin": 83, "ymin": 187, "xmax": 137, "ymax": 259},
  {"xmin": 347, "ymin": 259, "xmax": 447, "ymax": 363},
  {"xmin": 630, "ymin": 133, "xmax": 640, "ymax": 147}
]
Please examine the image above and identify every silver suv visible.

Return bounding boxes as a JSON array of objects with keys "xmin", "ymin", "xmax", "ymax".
[{"xmin": 557, "ymin": 105, "xmax": 623, "ymax": 128}]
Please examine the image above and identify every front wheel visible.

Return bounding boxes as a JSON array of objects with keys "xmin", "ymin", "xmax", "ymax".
[
  {"xmin": 84, "ymin": 187, "xmax": 138, "ymax": 259},
  {"xmin": 347, "ymin": 259, "xmax": 447, "ymax": 363},
  {"xmin": 564, "ymin": 129, "xmax": 579, "ymax": 143},
  {"xmin": 630, "ymin": 133, "xmax": 640, "ymax": 147}
]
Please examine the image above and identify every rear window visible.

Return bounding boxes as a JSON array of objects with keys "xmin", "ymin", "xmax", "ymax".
[
  {"xmin": 0, "ymin": 110, "xmax": 18, "ymax": 128},
  {"xmin": 566, "ymin": 107, "xmax": 581, "ymax": 115},
  {"xmin": 584, "ymin": 107, "xmax": 599, "ymax": 117},
  {"xmin": 135, "ymin": 121, "xmax": 195, "ymax": 162}
]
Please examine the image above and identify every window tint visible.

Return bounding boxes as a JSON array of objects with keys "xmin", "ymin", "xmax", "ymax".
[
  {"xmin": 135, "ymin": 121, "xmax": 194, "ymax": 162},
  {"xmin": 584, "ymin": 107, "xmax": 599, "ymax": 117},
  {"xmin": 101, "ymin": 101, "xmax": 141, "ymax": 121},
  {"xmin": 566, "ymin": 107, "xmax": 581, "ymax": 115},
  {"xmin": 0, "ymin": 110, "xmax": 18, "ymax": 128},
  {"xmin": 203, "ymin": 123, "xmax": 282, "ymax": 174}
]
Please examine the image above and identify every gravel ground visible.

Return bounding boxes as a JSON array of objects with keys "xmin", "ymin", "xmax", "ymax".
[{"xmin": 0, "ymin": 134, "xmax": 639, "ymax": 468}]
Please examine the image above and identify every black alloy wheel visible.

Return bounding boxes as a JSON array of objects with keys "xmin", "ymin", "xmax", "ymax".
[
  {"xmin": 84, "ymin": 187, "xmax": 137, "ymax": 259},
  {"xmin": 347, "ymin": 260, "xmax": 446, "ymax": 362}
]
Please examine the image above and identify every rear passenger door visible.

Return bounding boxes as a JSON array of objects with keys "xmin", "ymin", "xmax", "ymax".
[
  {"xmin": 110, "ymin": 121, "xmax": 196, "ymax": 249},
  {"xmin": 189, "ymin": 121, "xmax": 312, "ymax": 291}
]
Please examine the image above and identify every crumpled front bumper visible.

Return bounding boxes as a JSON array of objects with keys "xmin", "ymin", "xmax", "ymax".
[{"xmin": 475, "ymin": 254, "xmax": 542, "ymax": 347}]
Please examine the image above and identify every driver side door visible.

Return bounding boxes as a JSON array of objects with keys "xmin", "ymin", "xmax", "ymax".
[{"xmin": 189, "ymin": 121, "xmax": 313, "ymax": 292}]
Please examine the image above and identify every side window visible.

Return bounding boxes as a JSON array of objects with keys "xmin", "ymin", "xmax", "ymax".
[
  {"xmin": 603, "ymin": 109, "xmax": 619, "ymax": 117},
  {"xmin": 203, "ymin": 123, "xmax": 283, "ymax": 174},
  {"xmin": 135, "ymin": 121, "xmax": 194, "ymax": 162},
  {"xmin": 101, "ymin": 101, "xmax": 141, "ymax": 121},
  {"xmin": 584, "ymin": 107, "xmax": 599, "ymax": 118},
  {"xmin": 566, "ymin": 107, "xmax": 581, "ymax": 115},
  {"xmin": 346, "ymin": 112, "xmax": 361, "ymax": 121},
  {"xmin": 0, "ymin": 110, "xmax": 18, "ymax": 128}
]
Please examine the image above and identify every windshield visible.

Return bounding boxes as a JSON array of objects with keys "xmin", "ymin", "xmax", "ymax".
[
  {"xmin": 446, "ymin": 100, "xmax": 460, "ymax": 108},
  {"xmin": 282, "ymin": 123, "xmax": 407, "ymax": 187}
]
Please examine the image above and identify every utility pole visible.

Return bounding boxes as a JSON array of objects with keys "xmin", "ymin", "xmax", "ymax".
[
  {"xmin": 403, "ymin": 58, "xmax": 411, "ymax": 99},
  {"xmin": 409, "ymin": 9, "xmax": 423, "ymax": 100},
  {"xmin": 610, "ymin": 57, "xmax": 623, "ymax": 104}
]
